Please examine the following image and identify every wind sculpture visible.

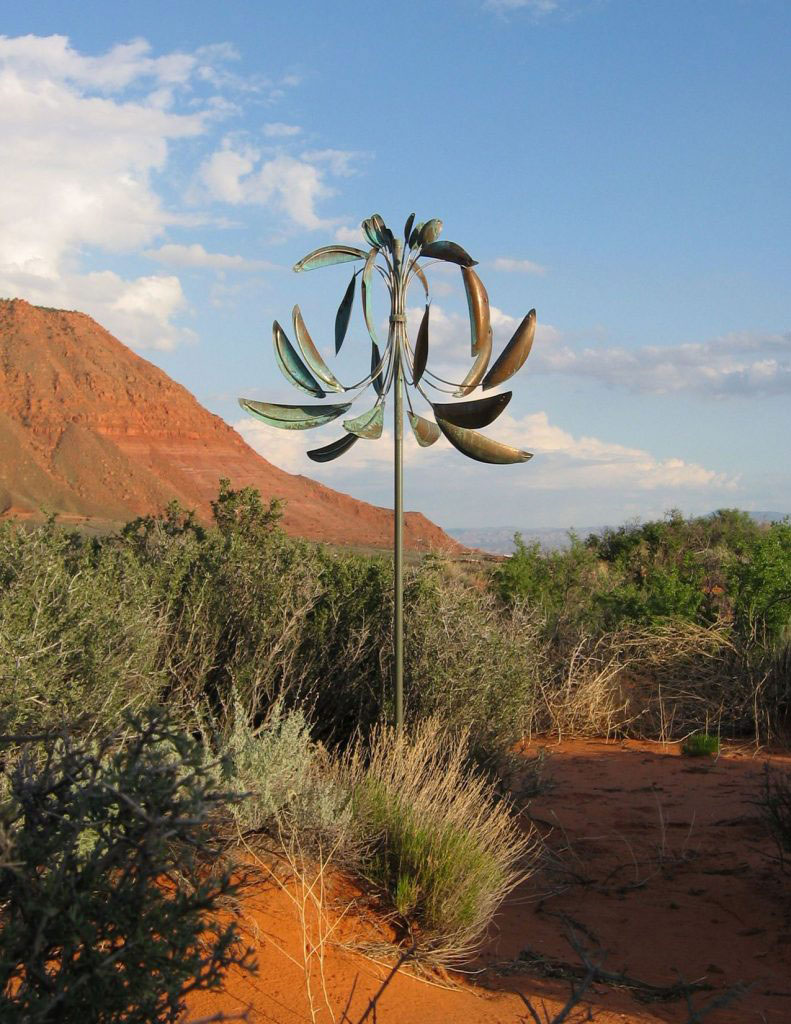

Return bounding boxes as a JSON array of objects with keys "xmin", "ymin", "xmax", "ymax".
[{"xmin": 240, "ymin": 213, "xmax": 536, "ymax": 729}]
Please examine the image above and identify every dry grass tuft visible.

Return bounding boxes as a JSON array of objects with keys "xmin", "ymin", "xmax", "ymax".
[{"xmin": 344, "ymin": 718, "xmax": 537, "ymax": 965}]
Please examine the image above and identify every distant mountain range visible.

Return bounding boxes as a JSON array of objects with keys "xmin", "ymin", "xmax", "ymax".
[
  {"xmin": 0, "ymin": 299, "xmax": 460, "ymax": 552},
  {"xmin": 448, "ymin": 512, "xmax": 789, "ymax": 555}
]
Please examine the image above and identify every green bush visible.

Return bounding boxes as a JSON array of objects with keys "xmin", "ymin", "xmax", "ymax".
[
  {"xmin": 0, "ymin": 710, "xmax": 254, "ymax": 1023},
  {"xmin": 0, "ymin": 522, "xmax": 166, "ymax": 736},
  {"xmin": 680, "ymin": 732, "xmax": 720, "ymax": 757}
]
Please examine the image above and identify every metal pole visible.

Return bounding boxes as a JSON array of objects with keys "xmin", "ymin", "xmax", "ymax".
[{"xmin": 393, "ymin": 326, "xmax": 404, "ymax": 732}]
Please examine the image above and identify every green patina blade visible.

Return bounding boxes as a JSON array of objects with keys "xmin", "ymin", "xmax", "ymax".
[
  {"xmin": 343, "ymin": 401, "xmax": 384, "ymax": 439},
  {"xmin": 273, "ymin": 321, "xmax": 325, "ymax": 398},
  {"xmin": 238, "ymin": 398, "xmax": 350, "ymax": 430},
  {"xmin": 293, "ymin": 245, "xmax": 368, "ymax": 272}
]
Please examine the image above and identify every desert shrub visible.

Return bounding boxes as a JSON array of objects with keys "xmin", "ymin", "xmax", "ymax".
[
  {"xmin": 728, "ymin": 520, "xmax": 791, "ymax": 643},
  {"xmin": 221, "ymin": 698, "xmax": 353, "ymax": 853},
  {"xmin": 344, "ymin": 718, "xmax": 535, "ymax": 963},
  {"xmin": 681, "ymin": 732, "xmax": 720, "ymax": 757},
  {"xmin": 0, "ymin": 521, "xmax": 166, "ymax": 736},
  {"xmin": 522, "ymin": 621, "xmax": 745, "ymax": 741},
  {"xmin": 491, "ymin": 532, "xmax": 601, "ymax": 633},
  {"xmin": 759, "ymin": 765, "xmax": 791, "ymax": 871},
  {"xmin": 401, "ymin": 556, "xmax": 545, "ymax": 764},
  {"xmin": 0, "ymin": 709, "xmax": 254, "ymax": 1023}
]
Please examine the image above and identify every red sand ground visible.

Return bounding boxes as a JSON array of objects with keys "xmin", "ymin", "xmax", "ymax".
[
  {"xmin": 188, "ymin": 739, "xmax": 791, "ymax": 1024},
  {"xmin": 0, "ymin": 299, "xmax": 460, "ymax": 552}
]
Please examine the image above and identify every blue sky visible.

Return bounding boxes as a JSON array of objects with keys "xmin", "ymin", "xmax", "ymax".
[{"xmin": 1, "ymin": 1, "xmax": 789, "ymax": 529}]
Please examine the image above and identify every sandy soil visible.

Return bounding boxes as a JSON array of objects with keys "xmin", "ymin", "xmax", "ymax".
[{"xmin": 187, "ymin": 738, "xmax": 791, "ymax": 1024}]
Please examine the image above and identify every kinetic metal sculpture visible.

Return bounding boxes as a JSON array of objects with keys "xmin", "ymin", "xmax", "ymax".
[{"xmin": 240, "ymin": 213, "xmax": 536, "ymax": 728}]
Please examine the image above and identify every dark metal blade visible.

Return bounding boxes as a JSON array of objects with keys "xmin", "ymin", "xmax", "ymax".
[
  {"xmin": 412, "ymin": 304, "xmax": 429, "ymax": 385},
  {"xmin": 371, "ymin": 341, "xmax": 385, "ymax": 396},
  {"xmin": 307, "ymin": 433, "xmax": 359, "ymax": 463},
  {"xmin": 420, "ymin": 241, "xmax": 477, "ymax": 267},
  {"xmin": 432, "ymin": 391, "xmax": 512, "ymax": 429},
  {"xmin": 403, "ymin": 212, "xmax": 416, "ymax": 245},
  {"xmin": 334, "ymin": 273, "xmax": 356, "ymax": 354}
]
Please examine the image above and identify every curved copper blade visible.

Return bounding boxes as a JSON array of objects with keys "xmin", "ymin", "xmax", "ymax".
[
  {"xmin": 344, "ymin": 401, "xmax": 384, "ymax": 439},
  {"xmin": 420, "ymin": 240, "xmax": 477, "ymax": 267},
  {"xmin": 334, "ymin": 273, "xmax": 356, "ymax": 355},
  {"xmin": 403, "ymin": 212, "xmax": 416, "ymax": 244},
  {"xmin": 432, "ymin": 391, "xmax": 512, "ymax": 429},
  {"xmin": 412, "ymin": 304, "xmax": 429, "ymax": 385},
  {"xmin": 454, "ymin": 324, "xmax": 492, "ymax": 397},
  {"xmin": 412, "ymin": 264, "xmax": 430, "ymax": 300},
  {"xmin": 408, "ymin": 412, "xmax": 441, "ymax": 447},
  {"xmin": 482, "ymin": 309, "xmax": 537, "ymax": 390},
  {"xmin": 307, "ymin": 433, "xmax": 359, "ymax": 463},
  {"xmin": 462, "ymin": 266, "xmax": 490, "ymax": 357},
  {"xmin": 418, "ymin": 218, "xmax": 443, "ymax": 246},
  {"xmin": 436, "ymin": 417, "xmax": 532, "ymax": 465},
  {"xmin": 293, "ymin": 245, "xmax": 368, "ymax": 272},
  {"xmin": 273, "ymin": 321, "xmax": 325, "ymax": 398},
  {"xmin": 239, "ymin": 398, "xmax": 350, "ymax": 430},
  {"xmin": 292, "ymin": 307, "xmax": 344, "ymax": 392}
]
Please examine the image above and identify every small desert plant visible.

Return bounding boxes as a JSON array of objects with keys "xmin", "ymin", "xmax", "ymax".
[
  {"xmin": 758, "ymin": 764, "xmax": 791, "ymax": 870},
  {"xmin": 0, "ymin": 709, "xmax": 255, "ymax": 1023},
  {"xmin": 680, "ymin": 732, "xmax": 720, "ymax": 757},
  {"xmin": 222, "ymin": 697, "xmax": 354, "ymax": 856},
  {"xmin": 344, "ymin": 718, "xmax": 536, "ymax": 963}
]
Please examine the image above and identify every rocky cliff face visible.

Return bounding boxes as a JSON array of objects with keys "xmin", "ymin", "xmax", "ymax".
[{"xmin": 0, "ymin": 299, "xmax": 460, "ymax": 551}]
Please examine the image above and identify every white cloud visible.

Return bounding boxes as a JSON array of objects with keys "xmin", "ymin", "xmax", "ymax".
[
  {"xmin": 263, "ymin": 121, "xmax": 301, "ymax": 137},
  {"xmin": 485, "ymin": 0, "xmax": 560, "ymax": 11},
  {"xmin": 493, "ymin": 257, "xmax": 546, "ymax": 275},
  {"xmin": 335, "ymin": 224, "xmax": 365, "ymax": 245},
  {"xmin": 0, "ymin": 34, "xmax": 244, "ymax": 347},
  {"xmin": 198, "ymin": 146, "xmax": 362, "ymax": 229},
  {"xmin": 532, "ymin": 330, "xmax": 791, "ymax": 397},
  {"xmin": 300, "ymin": 149, "xmax": 363, "ymax": 178},
  {"xmin": 490, "ymin": 412, "xmax": 736, "ymax": 491},
  {"xmin": 146, "ymin": 242, "xmax": 275, "ymax": 271},
  {"xmin": 235, "ymin": 406, "xmax": 735, "ymax": 504},
  {"xmin": 0, "ymin": 34, "xmax": 199, "ymax": 91}
]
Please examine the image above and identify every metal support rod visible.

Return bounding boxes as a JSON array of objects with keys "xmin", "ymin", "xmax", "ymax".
[{"xmin": 393, "ymin": 336, "xmax": 404, "ymax": 731}]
